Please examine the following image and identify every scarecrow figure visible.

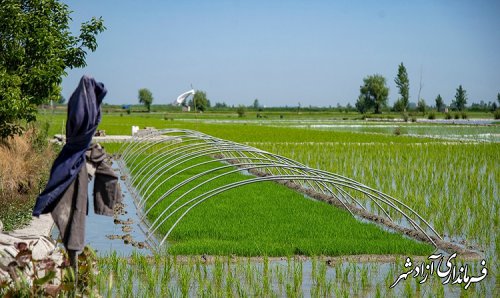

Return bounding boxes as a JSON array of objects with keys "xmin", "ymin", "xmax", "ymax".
[{"xmin": 33, "ymin": 75, "xmax": 121, "ymax": 280}]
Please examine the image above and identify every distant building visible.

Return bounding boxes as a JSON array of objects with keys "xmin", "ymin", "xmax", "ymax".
[{"xmin": 182, "ymin": 106, "xmax": 191, "ymax": 112}]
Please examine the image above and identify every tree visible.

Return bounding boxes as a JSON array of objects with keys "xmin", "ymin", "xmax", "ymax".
[
  {"xmin": 453, "ymin": 85, "xmax": 467, "ymax": 111},
  {"xmin": 0, "ymin": 0, "xmax": 105, "ymax": 138},
  {"xmin": 57, "ymin": 94, "xmax": 66, "ymax": 105},
  {"xmin": 357, "ymin": 74, "xmax": 389, "ymax": 114},
  {"xmin": 236, "ymin": 105, "xmax": 246, "ymax": 117},
  {"xmin": 355, "ymin": 95, "xmax": 368, "ymax": 114},
  {"xmin": 435, "ymin": 94, "xmax": 444, "ymax": 112},
  {"xmin": 253, "ymin": 98, "xmax": 260, "ymax": 109},
  {"xmin": 393, "ymin": 100, "xmax": 405, "ymax": 113},
  {"xmin": 214, "ymin": 102, "xmax": 227, "ymax": 109},
  {"xmin": 394, "ymin": 62, "xmax": 410, "ymax": 112},
  {"xmin": 192, "ymin": 90, "xmax": 209, "ymax": 112},
  {"xmin": 417, "ymin": 98, "xmax": 427, "ymax": 114},
  {"xmin": 346, "ymin": 103, "xmax": 353, "ymax": 111},
  {"xmin": 138, "ymin": 88, "xmax": 153, "ymax": 112},
  {"xmin": 497, "ymin": 92, "xmax": 500, "ymax": 106}
]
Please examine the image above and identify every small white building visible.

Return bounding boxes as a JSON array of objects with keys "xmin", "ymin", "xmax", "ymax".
[{"xmin": 131, "ymin": 126, "xmax": 140, "ymax": 135}]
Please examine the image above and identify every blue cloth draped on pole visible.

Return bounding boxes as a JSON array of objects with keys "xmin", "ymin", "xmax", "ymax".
[{"xmin": 33, "ymin": 76, "xmax": 107, "ymax": 216}]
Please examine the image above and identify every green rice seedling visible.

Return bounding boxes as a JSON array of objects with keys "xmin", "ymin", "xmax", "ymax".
[
  {"xmin": 263, "ymin": 256, "xmax": 271, "ymax": 296},
  {"xmin": 375, "ymin": 284, "xmax": 382, "ymax": 298},
  {"xmin": 287, "ymin": 256, "xmax": 293, "ymax": 277},
  {"xmin": 434, "ymin": 279, "xmax": 446, "ymax": 298},
  {"xmin": 236, "ymin": 279, "xmax": 248, "ymax": 298},
  {"xmin": 311, "ymin": 257, "xmax": 317, "ymax": 282},
  {"xmin": 275, "ymin": 263, "xmax": 285, "ymax": 295},
  {"xmin": 252, "ymin": 278, "xmax": 264, "ymax": 297},
  {"xmin": 244, "ymin": 258, "xmax": 254, "ymax": 289},
  {"xmin": 314, "ymin": 261, "xmax": 328, "ymax": 296},
  {"xmin": 225, "ymin": 263, "xmax": 235, "ymax": 297},
  {"xmin": 342, "ymin": 264, "xmax": 351, "ymax": 282},
  {"xmin": 144, "ymin": 261, "xmax": 157, "ymax": 295},
  {"xmin": 177, "ymin": 262, "xmax": 193, "ymax": 297},
  {"xmin": 403, "ymin": 277, "xmax": 413, "ymax": 298},
  {"xmin": 385, "ymin": 264, "xmax": 395, "ymax": 289},
  {"xmin": 414, "ymin": 277, "xmax": 422, "ymax": 297},
  {"xmin": 360, "ymin": 264, "xmax": 369, "ymax": 289},
  {"xmin": 161, "ymin": 257, "xmax": 173, "ymax": 292},
  {"xmin": 124, "ymin": 272, "xmax": 134, "ymax": 298},
  {"xmin": 334, "ymin": 285, "xmax": 342, "ymax": 298},
  {"xmin": 325, "ymin": 279, "xmax": 334, "ymax": 297},
  {"xmin": 293, "ymin": 261, "xmax": 303, "ymax": 296}
]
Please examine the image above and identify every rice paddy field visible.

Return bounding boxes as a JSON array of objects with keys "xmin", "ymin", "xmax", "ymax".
[
  {"xmin": 121, "ymin": 153, "xmax": 433, "ymax": 257},
  {"xmin": 38, "ymin": 112, "xmax": 499, "ymax": 297}
]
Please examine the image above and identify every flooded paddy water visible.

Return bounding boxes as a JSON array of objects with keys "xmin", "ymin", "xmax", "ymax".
[{"xmin": 51, "ymin": 163, "xmax": 153, "ymax": 257}]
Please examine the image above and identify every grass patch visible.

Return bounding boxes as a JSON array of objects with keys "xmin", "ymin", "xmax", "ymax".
[{"xmin": 0, "ymin": 124, "xmax": 55, "ymax": 231}]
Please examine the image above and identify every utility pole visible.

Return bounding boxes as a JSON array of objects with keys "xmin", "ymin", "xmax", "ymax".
[
  {"xmin": 191, "ymin": 84, "xmax": 196, "ymax": 113},
  {"xmin": 417, "ymin": 65, "xmax": 423, "ymax": 104}
]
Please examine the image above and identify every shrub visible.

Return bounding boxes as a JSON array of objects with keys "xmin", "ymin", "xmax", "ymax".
[
  {"xmin": 29, "ymin": 121, "xmax": 50, "ymax": 153},
  {"xmin": 236, "ymin": 106, "xmax": 246, "ymax": 117},
  {"xmin": 411, "ymin": 116, "xmax": 417, "ymax": 122},
  {"xmin": 494, "ymin": 109, "xmax": 500, "ymax": 119},
  {"xmin": 445, "ymin": 113, "xmax": 452, "ymax": 120},
  {"xmin": 402, "ymin": 113, "xmax": 409, "ymax": 122},
  {"xmin": 461, "ymin": 112, "xmax": 468, "ymax": 119},
  {"xmin": 393, "ymin": 127, "xmax": 401, "ymax": 135},
  {"xmin": 454, "ymin": 113, "xmax": 460, "ymax": 119},
  {"xmin": 427, "ymin": 112, "xmax": 436, "ymax": 120}
]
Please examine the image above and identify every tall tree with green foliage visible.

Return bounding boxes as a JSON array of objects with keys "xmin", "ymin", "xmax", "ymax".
[
  {"xmin": 236, "ymin": 105, "xmax": 246, "ymax": 117},
  {"xmin": 435, "ymin": 94, "xmax": 444, "ymax": 112},
  {"xmin": 138, "ymin": 88, "xmax": 153, "ymax": 112},
  {"xmin": 497, "ymin": 92, "xmax": 500, "ymax": 106},
  {"xmin": 453, "ymin": 85, "xmax": 468, "ymax": 111},
  {"xmin": 58, "ymin": 95, "xmax": 66, "ymax": 105},
  {"xmin": 394, "ymin": 62, "xmax": 410, "ymax": 112},
  {"xmin": 191, "ymin": 90, "xmax": 210, "ymax": 112},
  {"xmin": 355, "ymin": 95, "xmax": 368, "ymax": 114},
  {"xmin": 253, "ymin": 98, "xmax": 260, "ymax": 109},
  {"xmin": 356, "ymin": 74, "xmax": 389, "ymax": 114},
  {"xmin": 417, "ymin": 98, "xmax": 427, "ymax": 114},
  {"xmin": 0, "ymin": 0, "xmax": 105, "ymax": 138}
]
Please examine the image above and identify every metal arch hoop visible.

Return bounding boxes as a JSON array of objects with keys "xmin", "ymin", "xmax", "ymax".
[{"xmin": 117, "ymin": 129, "xmax": 442, "ymax": 250}]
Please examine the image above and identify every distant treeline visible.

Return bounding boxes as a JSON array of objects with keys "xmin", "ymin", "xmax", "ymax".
[{"xmin": 41, "ymin": 101, "xmax": 498, "ymax": 114}]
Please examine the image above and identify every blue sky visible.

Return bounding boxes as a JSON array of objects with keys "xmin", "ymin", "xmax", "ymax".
[{"xmin": 62, "ymin": 0, "xmax": 500, "ymax": 107}]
